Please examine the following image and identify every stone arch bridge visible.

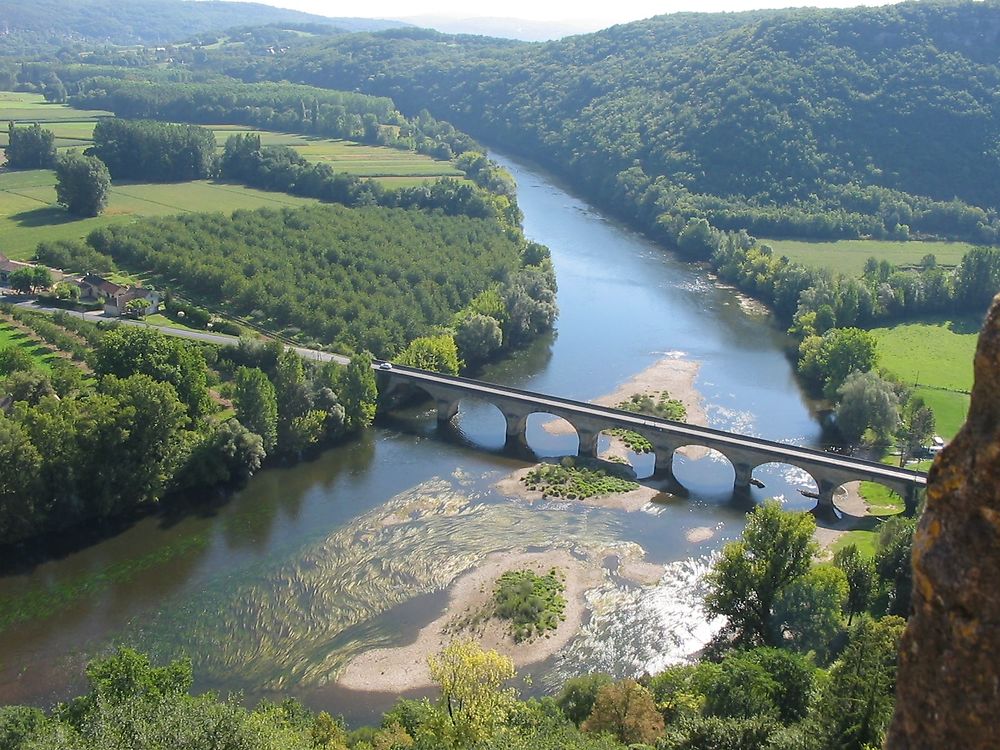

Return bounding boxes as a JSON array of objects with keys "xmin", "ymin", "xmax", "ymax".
[{"xmin": 377, "ymin": 364, "xmax": 927, "ymax": 516}]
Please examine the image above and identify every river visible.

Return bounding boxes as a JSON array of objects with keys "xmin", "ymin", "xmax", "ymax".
[{"xmin": 0, "ymin": 152, "xmax": 822, "ymax": 724}]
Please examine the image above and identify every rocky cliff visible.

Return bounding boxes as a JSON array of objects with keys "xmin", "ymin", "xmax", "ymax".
[{"xmin": 887, "ymin": 294, "xmax": 1000, "ymax": 748}]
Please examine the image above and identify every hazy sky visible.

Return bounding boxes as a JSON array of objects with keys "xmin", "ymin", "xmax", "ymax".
[{"xmin": 257, "ymin": 0, "xmax": 896, "ymax": 26}]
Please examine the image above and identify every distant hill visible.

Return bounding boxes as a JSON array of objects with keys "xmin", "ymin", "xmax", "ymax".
[
  {"xmin": 397, "ymin": 15, "xmax": 605, "ymax": 42},
  {"xmin": 259, "ymin": 2, "xmax": 1000, "ymax": 244},
  {"xmin": 0, "ymin": 0, "xmax": 405, "ymax": 51}
]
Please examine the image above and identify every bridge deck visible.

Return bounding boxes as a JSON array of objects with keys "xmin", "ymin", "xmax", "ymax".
[{"xmin": 382, "ymin": 364, "xmax": 927, "ymax": 487}]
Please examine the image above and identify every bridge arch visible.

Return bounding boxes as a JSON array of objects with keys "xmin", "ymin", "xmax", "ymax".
[
  {"xmin": 597, "ymin": 427, "xmax": 656, "ymax": 478},
  {"xmin": 747, "ymin": 461, "xmax": 820, "ymax": 509},
  {"xmin": 523, "ymin": 411, "xmax": 581, "ymax": 458},
  {"xmin": 670, "ymin": 444, "xmax": 736, "ymax": 497},
  {"xmin": 450, "ymin": 397, "xmax": 510, "ymax": 451}
]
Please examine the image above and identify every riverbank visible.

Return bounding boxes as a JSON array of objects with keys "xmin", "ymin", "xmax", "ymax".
[
  {"xmin": 336, "ymin": 549, "xmax": 604, "ymax": 692},
  {"xmin": 813, "ymin": 481, "xmax": 871, "ymax": 556}
]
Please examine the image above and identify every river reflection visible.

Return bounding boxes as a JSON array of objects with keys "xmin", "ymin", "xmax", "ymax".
[{"xmin": 0, "ymin": 152, "xmax": 822, "ymax": 724}]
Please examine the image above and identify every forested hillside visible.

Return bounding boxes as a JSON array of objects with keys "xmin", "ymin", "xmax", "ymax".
[
  {"xmin": 0, "ymin": 0, "xmax": 402, "ymax": 53},
  {"xmin": 239, "ymin": 2, "xmax": 1000, "ymax": 246}
]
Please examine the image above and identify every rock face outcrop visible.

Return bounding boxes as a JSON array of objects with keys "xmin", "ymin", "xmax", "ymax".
[{"xmin": 886, "ymin": 295, "xmax": 1000, "ymax": 749}]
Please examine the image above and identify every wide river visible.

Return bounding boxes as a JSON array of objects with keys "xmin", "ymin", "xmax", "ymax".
[{"xmin": 0, "ymin": 153, "xmax": 823, "ymax": 723}]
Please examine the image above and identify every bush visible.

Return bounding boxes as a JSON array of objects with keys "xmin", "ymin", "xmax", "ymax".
[{"xmin": 493, "ymin": 568, "xmax": 567, "ymax": 642}]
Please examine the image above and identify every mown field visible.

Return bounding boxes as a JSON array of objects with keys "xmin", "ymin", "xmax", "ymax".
[
  {"xmin": 763, "ymin": 238, "xmax": 978, "ymax": 276},
  {"xmin": 208, "ymin": 125, "xmax": 464, "ymax": 181},
  {"xmin": 1, "ymin": 93, "xmax": 467, "ymax": 257},
  {"xmin": 1, "ymin": 94, "xmax": 463, "ymax": 186},
  {"xmin": 869, "ymin": 317, "xmax": 979, "ymax": 439},
  {"xmin": 0, "ymin": 91, "xmax": 111, "ymax": 150},
  {"xmin": 0, "ymin": 169, "xmax": 321, "ymax": 260}
]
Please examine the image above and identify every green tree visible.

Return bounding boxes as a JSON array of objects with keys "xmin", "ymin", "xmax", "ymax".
[
  {"xmin": 0, "ymin": 414, "xmax": 43, "ymax": 545},
  {"xmin": 581, "ymin": 679, "xmax": 664, "ymax": 745},
  {"xmin": 833, "ymin": 544, "xmax": 876, "ymax": 625},
  {"xmin": 835, "ymin": 370, "xmax": 901, "ymax": 443},
  {"xmin": 0, "ymin": 346, "xmax": 35, "ymax": 376},
  {"xmin": 898, "ymin": 397, "xmax": 935, "ymax": 459},
  {"xmin": 396, "ymin": 333, "xmax": 462, "ymax": 375},
  {"xmin": 5, "ymin": 122, "xmax": 56, "ymax": 168},
  {"xmin": 874, "ymin": 516, "xmax": 916, "ymax": 617},
  {"xmin": 773, "ymin": 565, "xmax": 848, "ymax": 660},
  {"xmin": 87, "ymin": 375, "xmax": 189, "ymax": 514},
  {"xmin": 705, "ymin": 500, "xmax": 818, "ymax": 648},
  {"xmin": 677, "ymin": 217, "xmax": 720, "ymax": 257},
  {"xmin": 55, "ymin": 151, "xmax": 112, "ymax": 217},
  {"xmin": 92, "ymin": 326, "xmax": 211, "ymax": 417},
  {"xmin": 6, "ymin": 267, "xmax": 35, "ymax": 295},
  {"xmin": 427, "ymin": 639, "xmax": 517, "ymax": 746},
  {"xmin": 455, "ymin": 313, "xmax": 503, "ymax": 364},
  {"xmin": 556, "ymin": 674, "xmax": 613, "ymax": 726},
  {"xmin": 235, "ymin": 366, "xmax": 278, "ymax": 453},
  {"xmin": 811, "ymin": 617, "xmax": 905, "ymax": 750},
  {"xmin": 340, "ymin": 352, "xmax": 377, "ymax": 432},
  {"xmin": 797, "ymin": 328, "xmax": 878, "ymax": 399}
]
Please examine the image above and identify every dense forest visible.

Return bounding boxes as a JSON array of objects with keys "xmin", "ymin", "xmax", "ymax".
[
  {"xmin": 0, "ymin": 0, "xmax": 403, "ymax": 55},
  {"xmin": 217, "ymin": 2, "xmax": 1000, "ymax": 247}
]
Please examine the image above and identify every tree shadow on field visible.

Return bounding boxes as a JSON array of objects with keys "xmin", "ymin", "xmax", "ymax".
[
  {"xmin": 948, "ymin": 317, "xmax": 984, "ymax": 335},
  {"xmin": 10, "ymin": 206, "xmax": 76, "ymax": 228}
]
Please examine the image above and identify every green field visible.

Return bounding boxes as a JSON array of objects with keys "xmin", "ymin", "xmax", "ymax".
[
  {"xmin": 763, "ymin": 238, "xmax": 979, "ymax": 276},
  {"xmin": 0, "ymin": 321, "xmax": 58, "ymax": 371},
  {"xmin": 0, "ymin": 92, "xmax": 111, "ymax": 152},
  {"xmin": 0, "ymin": 169, "xmax": 321, "ymax": 260},
  {"xmin": 870, "ymin": 317, "xmax": 979, "ymax": 438},
  {"xmin": 206, "ymin": 124, "xmax": 463, "ymax": 177}
]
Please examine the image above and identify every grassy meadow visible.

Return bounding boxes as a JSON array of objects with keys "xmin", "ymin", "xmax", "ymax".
[
  {"xmin": 0, "ymin": 91, "xmax": 112, "ymax": 151},
  {"xmin": 1, "ymin": 94, "xmax": 463, "ymax": 183},
  {"xmin": 763, "ymin": 238, "xmax": 978, "ymax": 276},
  {"xmin": 870, "ymin": 317, "xmax": 979, "ymax": 439},
  {"xmin": 0, "ymin": 93, "xmax": 467, "ymax": 259},
  {"xmin": 0, "ymin": 168, "xmax": 322, "ymax": 260}
]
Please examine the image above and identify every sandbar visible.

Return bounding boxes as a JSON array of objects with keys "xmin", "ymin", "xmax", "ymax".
[{"xmin": 336, "ymin": 549, "xmax": 604, "ymax": 692}]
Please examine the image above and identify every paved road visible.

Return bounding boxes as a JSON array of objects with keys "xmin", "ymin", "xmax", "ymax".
[
  {"xmin": 6, "ymin": 297, "xmax": 351, "ymax": 364},
  {"xmin": 388, "ymin": 365, "xmax": 928, "ymax": 486}
]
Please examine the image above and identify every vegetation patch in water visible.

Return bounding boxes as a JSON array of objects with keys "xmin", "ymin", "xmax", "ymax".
[
  {"xmin": 607, "ymin": 391, "xmax": 687, "ymax": 453},
  {"xmin": 521, "ymin": 459, "xmax": 638, "ymax": 499},
  {"xmin": 0, "ymin": 534, "xmax": 208, "ymax": 633},
  {"xmin": 494, "ymin": 568, "xmax": 567, "ymax": 642}
]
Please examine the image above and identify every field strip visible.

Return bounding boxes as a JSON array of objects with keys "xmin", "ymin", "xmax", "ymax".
[
  {"xmin": 1, "ymin": 188, "xmax": 53, "ymax": 205},
  {"xmin": 111, "ymin": 188, "xmax": 195, "ymax": 213},
  {"xmin": 203, "ymin": 183, "xmax": 320, "ymax": 206}
]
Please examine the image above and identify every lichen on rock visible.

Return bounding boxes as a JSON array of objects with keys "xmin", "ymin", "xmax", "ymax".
[{"xmin": 887, "ymin": 294, "xmax": 1000, "ymax": 749}]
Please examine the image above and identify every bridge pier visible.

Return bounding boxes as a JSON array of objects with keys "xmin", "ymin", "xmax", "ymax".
[
  {"xmin": 653, "ymin": 446, "xmax": 676, "ymax": 479},
  {"xmin": 503, "ymin": 411, "xmax": 528, "ymax": 451},
  {"xmin": 732, "ymin": 461, "xmax": 754, "ymax": 496},
  {"xmin": 577, "ymin": 428, "xmax": 600, "ymax": 459},
  {"xmin": 436, "ymin": 399, "xmax": 459, "ymax": 423},
  {"xmin": 813, "ymin": 479, "xmax": 841, "ymax": 522},
  {"xmin": 903, "ymin": 485, "xmax": 920, "ymax": 516}
]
